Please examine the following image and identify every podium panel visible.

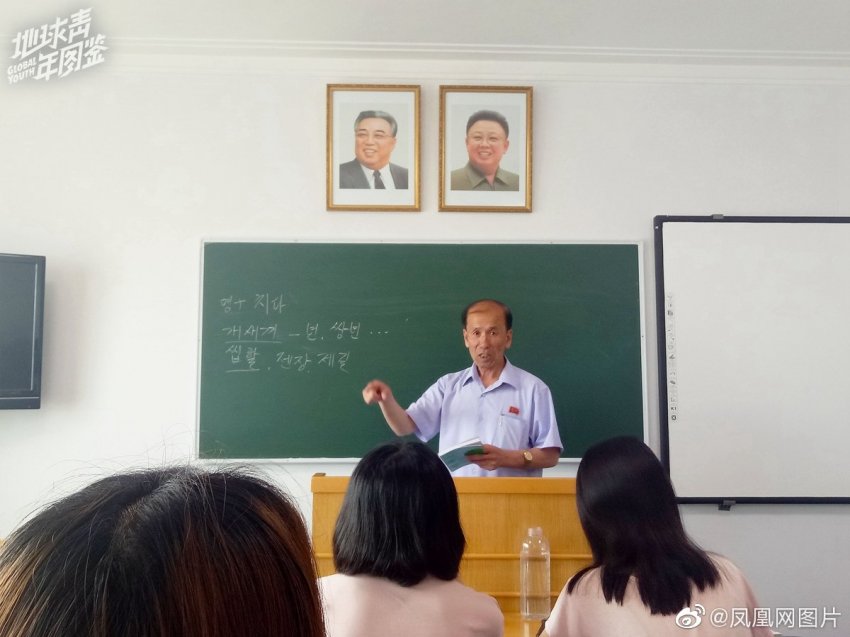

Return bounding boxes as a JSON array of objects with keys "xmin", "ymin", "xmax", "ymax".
[{"xmin": 311, "ymin": 475, "xmax": 592, "ymax": 613}]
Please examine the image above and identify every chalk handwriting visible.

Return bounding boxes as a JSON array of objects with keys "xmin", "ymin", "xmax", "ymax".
[
  {"xmin": 216, "ymin": 293, "xmax": 390, "ymax": 375},
  {"xmin": 224, "ymin": 344, "xmax": 260, "ymax": 372},
  {"xmin": 329, "ymin": 321, "xmax": 361, "ymax": 339},
  {"xmin": 222, "ymin": 324, "xmax": 280, "ymax": 342},
  {"xmin": 220, "ymin": 296, "xmax": 247, "ymax": 313},
  {"xmin": 254, "ymin": 293, "xmax": 286, "ymax": 315},
  {"xmin": 274, "ymin": 350, "xmax": 350, "ymax": 373}
]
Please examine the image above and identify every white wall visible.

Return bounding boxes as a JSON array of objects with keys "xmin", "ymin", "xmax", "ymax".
[{"xmin": 2, "ymin": 27, "xmax": 849, "ymax": 637}]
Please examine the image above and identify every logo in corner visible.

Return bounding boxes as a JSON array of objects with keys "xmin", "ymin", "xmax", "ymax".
[
  {"xmin": 675, "ymin": 604, "xmax": 706, "ymax": 629},
  {"xmin": 8, "ymin": 8, "xmax": 107, "ymax": 84}
]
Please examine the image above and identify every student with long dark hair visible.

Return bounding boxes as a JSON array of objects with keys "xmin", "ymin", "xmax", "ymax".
[
  {"xmin": 322, "ymin": 440, "xmax": 503, "ymax": 637},
  {"xmin": 543, "ymin": 437, "xmax": 771, "ymax": 637},
  {"xmin": 0, "ymin": 467, "xmax": 325, "ymax": 637}
]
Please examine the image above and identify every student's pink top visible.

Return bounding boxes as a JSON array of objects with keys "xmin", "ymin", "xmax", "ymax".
[
  {"xmin": 320, "ymin": 573, "xmax": 504, "ymax": 637},
  {"xmin": 542, "ymin": 555, "xmax": 773, "ymax": 637}
]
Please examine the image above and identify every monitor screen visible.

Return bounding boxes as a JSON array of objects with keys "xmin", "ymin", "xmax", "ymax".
[{"xmin": 0, "ymin": 254, "xmax": 45, "ymax": 409}]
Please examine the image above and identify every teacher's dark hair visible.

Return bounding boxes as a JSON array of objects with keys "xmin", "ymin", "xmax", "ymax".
[
  {"xmin": 0, "ymin": 467, "xmax": 325, "ymax": 637},
  {"xmin": 465, "ymin": 109, "xmax": 510, "ymax": 138},
  {"xmin": 462, "ymin": 298, "xmax": 513, "ymax": 330},
  {"xmin": 567, "ymin": 436, "xmax": 720, "ymax": 615},
  {"xmin": 354, "ymin": 110, "xmax": 398, "ymax": 136},
  {"xmin": 333, "ymin": 440, "xmax": 465, "ymax": 586}
]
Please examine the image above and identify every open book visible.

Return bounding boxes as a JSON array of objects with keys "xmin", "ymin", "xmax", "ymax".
[{"xmin": 439, "ymin": 437, "xmax": 485, "ymax": 472}]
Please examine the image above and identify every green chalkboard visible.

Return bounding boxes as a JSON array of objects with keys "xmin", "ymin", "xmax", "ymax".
[{"xmin": 199, "ymin": 243, "xmax": 644, "ymax": 459}]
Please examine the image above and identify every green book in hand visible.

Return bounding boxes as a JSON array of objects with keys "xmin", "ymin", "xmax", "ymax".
[{"xmin": 439, "ymin": 437, "xmax": 484, "ymax": 472}]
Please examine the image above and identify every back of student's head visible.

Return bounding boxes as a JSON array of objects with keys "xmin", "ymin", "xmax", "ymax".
[
  {"xmin": 569, "ymin": 436, "xmax": 719, "ymax": 614},
  {"xmin": 576, "ymin": 435, "xmax": 685, "ymax": 556},
  {"xmin": 0, "ymin": 466, "xmax": 325, "ymax": 637},
  {"xmin": 332, "ymin": 440, "xmax": 465, "ymax": 586}
]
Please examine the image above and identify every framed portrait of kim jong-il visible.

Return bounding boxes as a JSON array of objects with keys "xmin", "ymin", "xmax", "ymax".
[
  {"xmin": 439, "ymin": 85, "xmax": 532, "ymax": 212},
  {"xmin": 327, "ymin": 84, "xmax": 420, "ymax": 211}
]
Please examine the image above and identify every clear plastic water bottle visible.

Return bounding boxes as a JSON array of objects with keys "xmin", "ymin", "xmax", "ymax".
[{"xmin": 520, "ymin": 526, "xmax": 551, "ymax": 620}]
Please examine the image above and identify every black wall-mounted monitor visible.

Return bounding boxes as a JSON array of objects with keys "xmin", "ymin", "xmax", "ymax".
[{"xmin": 0, "ymin": 254, "xmax": 45, "ymax": 409}]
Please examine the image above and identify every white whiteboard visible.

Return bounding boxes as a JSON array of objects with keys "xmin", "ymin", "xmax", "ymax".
[{"xmin": 656, "ymin": 217, "xmax": 850, "ymax": 502}]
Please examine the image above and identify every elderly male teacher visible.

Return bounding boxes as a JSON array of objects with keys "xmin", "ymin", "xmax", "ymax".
[
  {"xmin": 450, "ymin": 110, "xmax": 520, "ymax": 191},
  {"xmin": 339, "ymin": 110, "xmax": 408, "ymax": 189},
  {"xmin": 362, "ymin": 299, "xmax": 562, "ymax": 477}
]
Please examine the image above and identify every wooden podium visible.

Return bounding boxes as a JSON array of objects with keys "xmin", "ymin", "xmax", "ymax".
[{"xmin": 311, "ymin": 475, "xmax": 592, "ymax": 621}]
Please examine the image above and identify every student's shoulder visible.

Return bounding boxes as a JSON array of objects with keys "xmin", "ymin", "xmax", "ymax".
[
  {"xmin": 707, "ymin": 553, "xmax": 746, "ymax": 582},
  {"xmin": 421, "ymin": 577, "xmax": 498, "ymax": 604},
  {"xmin": 319, "ymin": 572, "xmax": 388, "ymax": 597},
  {"xmin": 563, "ymin": 566, "xmax": 605, "ymax": 597},
  {"xmin": 706, "ymin": 553, "xmax": 765, "ymax": 603},
  {"xmin": 318, "ymin": 572, "xmax": 347, "ymax": 595},
  {"xmin": 425, "ymin": 578, "xmax": 504, "ymax": 629},
  {"xmin": 547, "ymin": 568, "xmax": 641, "ymax": 637}
]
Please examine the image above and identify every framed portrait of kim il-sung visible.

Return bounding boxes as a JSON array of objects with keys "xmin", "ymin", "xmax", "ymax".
[
  {"xmin": 439, "ymin": 85, "xmax": 532, "ymax": 212},
  {"xmin": 327, "ymin": 84, "xmax": 420, "ymax": 211}
]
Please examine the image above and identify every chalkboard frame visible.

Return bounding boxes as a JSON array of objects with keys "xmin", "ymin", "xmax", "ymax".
[
  {"xmin": 654, "ymin": 215, "xmax": 850, "ymax": 505},
  {"xmin": 197, "ymin": 240, "xmax": 648, "ymax": 462}
]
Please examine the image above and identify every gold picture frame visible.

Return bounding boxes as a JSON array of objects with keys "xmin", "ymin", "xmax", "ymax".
[
  {"xmin": 439, "ymin": 85, "xmax": 532, "ymax": 212},
  {"xmin": 327, "ymin": 84, "xmax": 420, "ymax": 211}
]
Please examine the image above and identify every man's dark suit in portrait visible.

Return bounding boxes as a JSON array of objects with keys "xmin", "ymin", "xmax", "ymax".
[{"xmin": 339, "ymin": 159, "xmax": 408, "ymax": 189}]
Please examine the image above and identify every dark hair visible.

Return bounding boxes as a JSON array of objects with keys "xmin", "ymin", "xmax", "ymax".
[
  {"xmin": 354, "ymin": 110, "xmax": 398, "ymax": 136},
  {"xmin": 332, "ymin": 440, "xmax": 465, "ymax": 586},
  {"xmin": 568, "ymin": 436, "xmax": 720, "ymax": 615},
  {"xmin": 461, "ymin": 298, "xmax": 513, "ymax": 330},
  {"xmin": 0, "ymin": 467, "xmax": 325, "ymax": 637},
  {"xmin": 465, "ymin": 110, "xmax": 509, "ymax": 138}
]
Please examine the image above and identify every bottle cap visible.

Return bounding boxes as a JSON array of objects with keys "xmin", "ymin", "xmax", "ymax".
[{"xmin": 528, "ymin": 526, "xmax": 542, "ymax": 536}]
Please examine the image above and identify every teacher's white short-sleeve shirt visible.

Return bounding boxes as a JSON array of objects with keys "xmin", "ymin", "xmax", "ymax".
[{"xmin": 406, "ymin": 359, "xmax": 562, "ymax": 477}]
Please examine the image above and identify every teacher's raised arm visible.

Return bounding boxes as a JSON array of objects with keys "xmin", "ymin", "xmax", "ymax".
[{"xmin": 362, "ymin": 299, "xmax": 562, "ymax": 477}]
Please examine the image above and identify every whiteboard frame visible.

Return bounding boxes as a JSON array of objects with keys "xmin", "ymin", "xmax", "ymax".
[{"xmin": 654, "ymin": 215, "xmax": 850, "ymax": 505}]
